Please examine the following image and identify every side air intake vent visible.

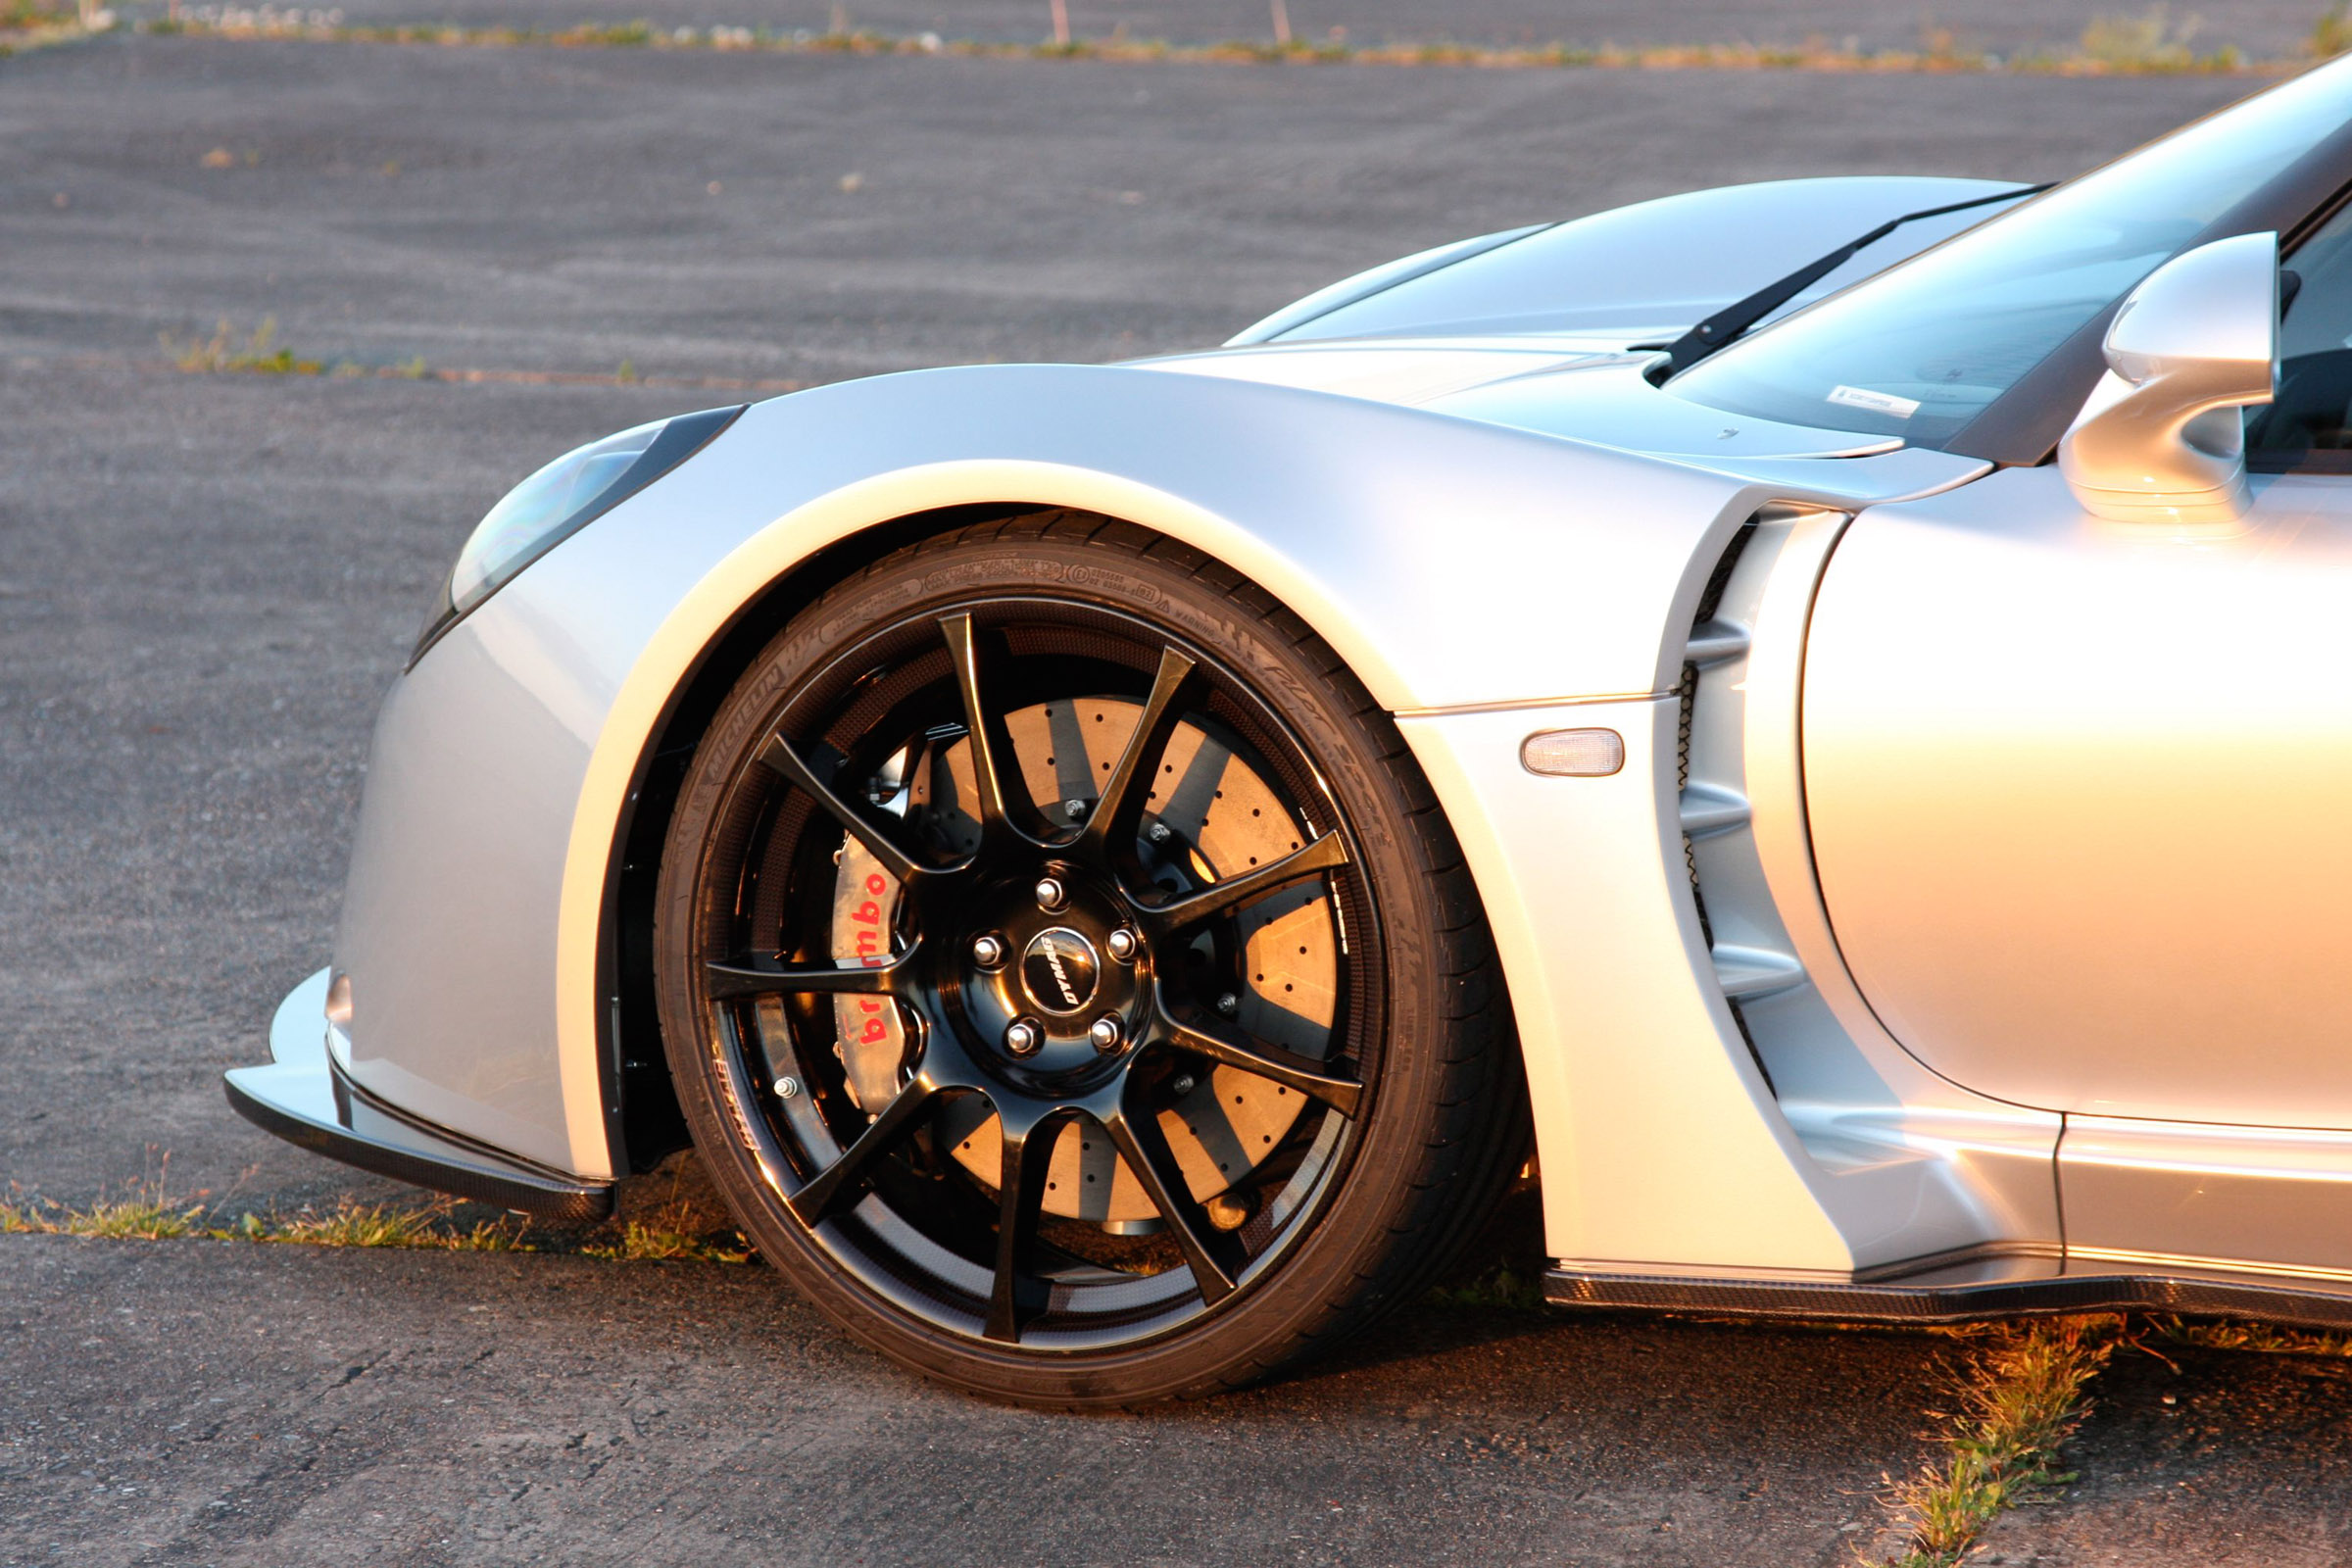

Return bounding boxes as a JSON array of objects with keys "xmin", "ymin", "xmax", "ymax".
[{"xmin": 1676, "ymin": 512, "xmax": 1823, "ymax": 1095}]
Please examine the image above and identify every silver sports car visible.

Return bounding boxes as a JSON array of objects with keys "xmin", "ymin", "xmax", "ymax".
[{"xmin": 231, "ymin": 56, "xmax": 2352, "ymax": 1405}]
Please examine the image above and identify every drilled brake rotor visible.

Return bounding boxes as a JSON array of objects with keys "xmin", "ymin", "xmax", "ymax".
[{"xmin": 826, "ymin": 695, "xmax": 1338, "ymax": 1223}]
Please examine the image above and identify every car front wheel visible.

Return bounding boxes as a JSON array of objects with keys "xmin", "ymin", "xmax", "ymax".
[{"xmin": 654, "ymin": 514, "xmax": 1524, "ymax": 1406}]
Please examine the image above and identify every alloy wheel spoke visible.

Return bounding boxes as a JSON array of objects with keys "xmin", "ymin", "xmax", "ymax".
[
  {"xmin": 704, "ymin": 950, "xmax": 913, "ymax": 1001},
  {"xmin": 786, "ymin": 1076, "xmax": 940, "ymax": 1229},
  {"xmin": 754, "ymin": 731, "xmax": 929, "ymax": 886},
  {"xmin": 984, "ymin": 1106, "xmax": 1066, "ymax": 1344},
  {"xmin": 1079, "ymin": 646, "xmax": 1197, "ymax": 858},
  {"xmin": 1161, "ymin": 1012, "xmax": 1363, "ymax": 1119},
  {"xmin": 938, "ymin": 612, "xmax": 1037, "ymax": 846},
  {"xmin": 1105, "ymin": 1102, "xmax": 1243, "ymax": 1305},
  {"xmin": 1136, "ymin": 831, "xmax": 1350, "ymax": 938}
]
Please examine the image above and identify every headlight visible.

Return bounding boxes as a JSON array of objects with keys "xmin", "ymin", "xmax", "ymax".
[{"xmin": 412, "ymin": 404, "xmax": 745, "ymax": 664}]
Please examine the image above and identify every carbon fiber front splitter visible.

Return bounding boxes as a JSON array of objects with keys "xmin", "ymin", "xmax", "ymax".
[{"xmin": 224, "ymin": 969, "xmax": 613, "ymax": 1223}]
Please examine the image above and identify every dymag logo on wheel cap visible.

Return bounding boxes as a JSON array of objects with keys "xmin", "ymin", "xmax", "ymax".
[{"xmin": 1021, "ymin": 927, "xmax": 1101, "ymax": 1014}]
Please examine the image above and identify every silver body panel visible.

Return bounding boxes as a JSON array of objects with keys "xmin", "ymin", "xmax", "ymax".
[
  {"xmin": 2061, "ymin": 1116, "xmax": 2352, "ymax": 1280},
  {"xmin": 1806, "ymin": 465, "xmax": 2352, "ymax": 1130},
  {"xmin": 253, "ymin": 159, "xmax": 2352, "ymax": 1312}
]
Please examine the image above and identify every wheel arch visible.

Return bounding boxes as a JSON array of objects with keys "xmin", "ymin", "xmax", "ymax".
[
  {"xmin": 557, "ymin": 367, "xmax": 1757, "ymax": 1184},
  {"xmin": 595, "ymin": 488, "xmax": 1534, "ymax": 1178},
  {"xmin": 598, "ymin": 501, "xmax": 1035, "ymax": 1171}
]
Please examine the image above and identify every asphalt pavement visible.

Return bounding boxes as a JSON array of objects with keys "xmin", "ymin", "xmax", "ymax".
[
  {"xmin": 1, "ymin": 28, "xmax": 2342, "ymax": 1567},
  {"xmin": 2, "ymin": 1236, "xmax": 1959, "ymax": 1566}
]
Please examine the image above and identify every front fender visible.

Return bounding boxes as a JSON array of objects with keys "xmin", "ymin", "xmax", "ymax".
[{"xmin": 328, "ymin": 364, "xmax": 1974, "ymax": 1229}]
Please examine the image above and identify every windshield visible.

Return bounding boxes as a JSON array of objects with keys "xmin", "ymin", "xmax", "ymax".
[{"xmin": 1668, "ymin": 58, "xmax": 2352, "ymax": 449}]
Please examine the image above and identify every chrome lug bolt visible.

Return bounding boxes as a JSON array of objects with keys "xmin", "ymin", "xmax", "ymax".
[
  {"xmin": 1147, "ymin": 822, "xmax": 1172, "ymax": 844},
  {"xmin": 970, "ymin": 933, "xmax": 1005, "ymax": 969},
  {"xmin": 1004, "ymin": 1019, "xmax": 1042, "ymax": 1057},
  {"xmin": 1170, "ymin": 1073, "xmax": 1196, "ymax": 1097},
  {"xmin": 778, "ymin": 1076, "xmax": 802, "ymax": 1099},
  {"xmin": 1088, "ymin": 1015, "xmax": 1124, "ymax": 1054},
  {"xmin": 1215, "ymin": 992, "xmax": 1240, "ymax": 1017},
  {"xmin": 1105, "ymin": 928, "xmax": 1138, "ymax": 962},
  {"xmin": 1034, "ymin": 876, "xmax": 1066, "ymax": 910},
  {"xmin": 1064, "ymin": 798, "xmax": 1089, "ymax": 819}
]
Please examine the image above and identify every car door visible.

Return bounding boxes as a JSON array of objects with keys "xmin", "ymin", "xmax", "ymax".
[{"xmin": 1800, "ymin": 199, "xmax": 2352, "ymax": 1131}]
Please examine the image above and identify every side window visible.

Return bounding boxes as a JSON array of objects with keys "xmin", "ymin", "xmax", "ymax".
[{"xmin": 2249, "ymin": 197, "xmax": 2352, "ymax": 468}]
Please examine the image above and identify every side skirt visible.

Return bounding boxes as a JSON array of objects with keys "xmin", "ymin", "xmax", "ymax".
[{"xmin": 1545, "ymin": 1256, "xmax": 2352, "ymax": 1331}]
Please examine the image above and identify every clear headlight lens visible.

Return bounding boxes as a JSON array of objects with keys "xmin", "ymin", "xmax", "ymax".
[
  {"xmin": 413, "ymin": 404, "xmax": 745, "ymax": 663},
  {"xmin": 450, "ymin": 420, "xmax": 663, "ymax": 611}
]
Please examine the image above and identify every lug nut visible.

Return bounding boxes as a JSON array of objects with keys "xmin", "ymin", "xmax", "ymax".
[
  {"xmin": 1034, "ymin": 876, "xmax": 1066, "ymax": 910},
  {"xmin": 1170, "ymin": 1073, "xmax": 1196, "ymax": 1097},
  {"xmin": 778, "ymin": 1076, "xmax": 802, "ymax": 1099},
  {"xmin": 1064, "ymin": 798, "xmax": 1089, "ymax": 819},
  {"xmin": 1203, "ymin": 1192, "xmax": 1250, "ymax": 1232},
  {"xmin": 1088, "ymin": 1015, "xmax": 1124, "ymax": 1054},
  {"xmin": 971, "ymin": 934, "xmax": 1005, "ymax": 968},
  {"xmin": 1004, "ymin": 1020, "xmax": 1041, "ymax": 1057},
  {"xmin": 1105, "ymin": 928, "xmax": 1138, "ymax": 962},
  {"xmin": 1215, "ymin": 992, "xmax": 1240, "ymax": 1017},
  {"xmin": 1147, "ymin": 822, "xmax": 1173, "ymax": 844}
]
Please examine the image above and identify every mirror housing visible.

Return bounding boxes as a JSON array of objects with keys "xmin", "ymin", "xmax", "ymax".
[{"xmin": 2058, "ymin": 230, "xmax": 2278, "ymax": 523}]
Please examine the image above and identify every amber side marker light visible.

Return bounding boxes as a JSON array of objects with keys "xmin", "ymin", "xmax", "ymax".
[{"xmin": 1521, "ymin": 728, "xmax": 1625, "ymax": 777}]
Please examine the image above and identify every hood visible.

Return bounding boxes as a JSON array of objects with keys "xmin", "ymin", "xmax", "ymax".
[
  {"xmin": 1137, "ymin": 174, "xmax": 2034, "ymax": 463},
  {"xmin": 1229, "ymin": 175, "xmax": 2028, "ymax": 346},
  {"xmin": 1139, "ymin": 347, "xmax": 1894, "ymax": 462}
]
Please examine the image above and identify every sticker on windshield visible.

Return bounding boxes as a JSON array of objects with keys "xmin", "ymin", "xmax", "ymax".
[{"xmin": 1828, "ymin": 384, "xmax": 1921, "ymax": 418}]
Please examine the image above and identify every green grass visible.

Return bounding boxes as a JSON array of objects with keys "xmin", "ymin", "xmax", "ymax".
[
  {"xmin": 246, "ymin": 1197, "xmax": 531, "ymax": 1251},
  {"xmin": 3, "ymin": 1193, "xmax": 205, "ymax": 1239},
  {"xmin": 2318, "ymin": 4, "xmax": 2352, "ymax": 57},
  {"xmin": 2078, "ymin": 5, "xmax": 2242, "ymax": 72},
  {"xmin": 581, "ymin": 1218, "xmax": 753, "ymax": 1263},
  {"xmin": 0, "ymin": 0, "xmax": 102, "ymax": 51},
  {"xmin": 160, "ymin": 318, "xmax": 324, "ymax": 375},
  {"xmin": 1881, "ymin": 1316, "xmax": 2119, "ymax": 1567},
  {"xmin": 1424, "ymin": 1260, "xmax": 1547, "ymax": 1311},
  {"xmin": 113, "ymin": 10, "xmax": 2330, "ymax": 74},
  {"xmin": 1, "ymin": 1162, "xmax": 751, "ymax": 1264},
  {"xmin": 578, "ymin": 1156, "xmax": 754, "ymax": 1262},
  {"xmin": 3, "ymin": 1163, "xmax": 213, "ymax": 1240},
  {"xmin": 156, "ymin": 318, "xmax": 453, "ymax": 380},
  {"xmin": 2149, "ymin": 1314, "xmax": 2352, "ymax": 1358}
]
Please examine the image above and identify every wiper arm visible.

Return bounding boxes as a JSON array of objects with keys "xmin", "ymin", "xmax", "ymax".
[{"xmin": 1661, "ymin": 183, "xmax": 2053, "ymax": 374}]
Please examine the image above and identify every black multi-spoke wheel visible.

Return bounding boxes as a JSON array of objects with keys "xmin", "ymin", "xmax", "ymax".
[{"xmin": 655, "ymin": 516, "xmax": 1524, "ymax": 1405}]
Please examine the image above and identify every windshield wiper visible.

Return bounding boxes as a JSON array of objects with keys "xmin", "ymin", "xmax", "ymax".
[{"xmin": 1660, "ymin": 183, "xmax": 2053, "ymax": 374}]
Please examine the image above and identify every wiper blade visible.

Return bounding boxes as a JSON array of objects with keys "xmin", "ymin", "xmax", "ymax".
[{"xmin": 1661, "ymin": 183, "xmax": 2053, "ymax": 374}]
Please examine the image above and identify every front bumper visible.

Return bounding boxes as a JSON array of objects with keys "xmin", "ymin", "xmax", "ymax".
[{"xmin": 224, "ymin": 969, "xmax": 614, "ymax": 1222}]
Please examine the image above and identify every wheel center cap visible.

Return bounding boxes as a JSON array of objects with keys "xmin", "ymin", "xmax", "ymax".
[{"xmin": 1020, "ymin": 927, "xmax": 1101, "ymax": 1015}]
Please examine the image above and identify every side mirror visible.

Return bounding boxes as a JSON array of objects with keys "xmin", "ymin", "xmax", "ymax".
[{"xmin": 2058, "ymin": 230, "xmax": 2278, "ymax": 523}]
